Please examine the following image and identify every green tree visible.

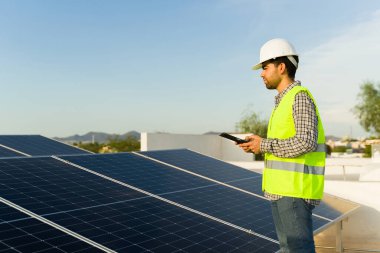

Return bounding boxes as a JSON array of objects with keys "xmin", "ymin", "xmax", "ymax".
[
  {"xmin": 107, "ymin": 136, "xmax": 140, "ymax": 152},
  {"xmin": 74, "ymin": 135, "xmax": 140, "ymax": 153},
  {"xmin": 235, "ymin": 110, "xmax": 268, "ymax": 137},
  {"xmin": 75, "ymin": 142, "xmax": 103, "ymax": 153},
  {"xmin": 353, "ymin": 81, "xmax": 380, "ymax": 136},
  {"xmin": 363, "ymin": 145, "xmax": 372, "ymax": 158},
  {"xmin": 236, "ymin": 109, "xmax": 268, "ymax": 161}
]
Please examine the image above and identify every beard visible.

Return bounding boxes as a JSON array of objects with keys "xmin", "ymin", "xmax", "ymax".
[{"xmin": 263, "ymin": 79, "xmax": 278, "ymax": 90}]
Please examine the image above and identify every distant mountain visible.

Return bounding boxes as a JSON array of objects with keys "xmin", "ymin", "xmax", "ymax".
[{"xmin": 54, "ymin": 131, "xmax": 140, "ymax": 144}]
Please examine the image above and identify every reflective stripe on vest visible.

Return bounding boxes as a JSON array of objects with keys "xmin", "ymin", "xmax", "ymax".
[{"xmin": 265, "ymin": 160, "xmax": 325, "ymax": 175}]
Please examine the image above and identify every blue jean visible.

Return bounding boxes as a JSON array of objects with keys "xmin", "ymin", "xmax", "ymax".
[{"xmin": 271, "ymin": 197, "xmax": 315, "ymax": 253}]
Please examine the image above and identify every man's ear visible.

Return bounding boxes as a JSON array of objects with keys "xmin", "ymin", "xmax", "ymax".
[{"xmin": 278, "ymin": 62, "xmax": 287, "ymax": 75}]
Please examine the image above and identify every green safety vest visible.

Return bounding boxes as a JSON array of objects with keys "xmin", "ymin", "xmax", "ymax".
[{"xmin": 263, "ymin": 86, "xmax": 326, "ymax": 199}]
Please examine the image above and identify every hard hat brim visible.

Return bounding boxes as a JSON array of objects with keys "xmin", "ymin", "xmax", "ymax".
[{"xmin": 252, "ymin": 62, "xmax": 262, "ymax": 70}]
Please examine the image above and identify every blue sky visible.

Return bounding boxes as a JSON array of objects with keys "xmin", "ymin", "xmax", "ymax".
[{"xmin": 0, "ymin": 0, "xmax": 379, "ymax": 138}]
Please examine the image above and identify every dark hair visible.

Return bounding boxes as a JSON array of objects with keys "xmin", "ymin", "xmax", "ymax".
[{"xmin": 271, "ymin": 56, "xmax": 299, "ymax": 79}]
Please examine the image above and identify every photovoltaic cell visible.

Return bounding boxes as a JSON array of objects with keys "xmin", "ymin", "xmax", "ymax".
[
  {"xmin": 0, "ymin": 135, "xmax": 89, "ymax": 156},
  {"xmin": 0, "ymin": 156, "xmax": 279, "ymax": 252},
  {"xmin": 139, "ymin": 149, "xmax": 349, "ymax": 221},
  {"xmin": 0, "ymin": 203, "xmax": 100, "ymax": 253}
]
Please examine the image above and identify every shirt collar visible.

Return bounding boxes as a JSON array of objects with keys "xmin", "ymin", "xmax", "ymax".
[{"xmin": 274, "ymin": 80, "xmax": 301, "ymax": 106}]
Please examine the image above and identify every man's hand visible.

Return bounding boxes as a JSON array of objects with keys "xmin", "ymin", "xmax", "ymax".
[{"xmin": 238, "ymin": 135, "xmax": 262, "ymax": 154}]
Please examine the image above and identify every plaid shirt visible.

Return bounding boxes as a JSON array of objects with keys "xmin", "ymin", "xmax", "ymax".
[{"xmin": 260, "ymin": 81, "xmax": 321, "ymax": 205}]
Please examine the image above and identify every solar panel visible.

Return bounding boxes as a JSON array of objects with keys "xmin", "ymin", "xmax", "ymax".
[
  {"xmin": 0, "ymin": 156, "xmax": 280, "ymax": 252},
  {"xmin": 58, "ymin": 153, "xmax": 330, "ymax": 239},
  {"xmin": 138, "ymin": 149, "xmax": 359, "ymax": 229},
  {"xmin": 0, "ymin": 135, "xmax": 89, "ymax": 156}
]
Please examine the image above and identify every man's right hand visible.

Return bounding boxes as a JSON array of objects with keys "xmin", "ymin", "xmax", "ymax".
[{"xmin": 238, "ymin": 135, "xmax": 262, "ymax": 154}]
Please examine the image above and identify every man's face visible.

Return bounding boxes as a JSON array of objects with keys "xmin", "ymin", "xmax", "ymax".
[{"xmin": 260, "ymin": 61, "xmax": 281, "ymax": 90}]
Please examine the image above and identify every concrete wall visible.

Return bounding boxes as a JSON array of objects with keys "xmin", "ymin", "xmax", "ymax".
[{"xmin": 141, "ymin": 132, "xmax": 254, "ymax": 162}]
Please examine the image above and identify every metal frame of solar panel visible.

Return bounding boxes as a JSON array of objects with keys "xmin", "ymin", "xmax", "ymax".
[
  {"xmin": 0, "ymin": 155, "xmax": 280, "ymax": 252},
  {"xmin": 0, "ymin": 144, "xmax": 26, "ymax": 158},
  {"xmin": 0, "ymin": 135, "xmax": 89, "ymax": 157},
  {"xmin": 138, "ymin": 149, "xmax": 360, "ymax": 234}
]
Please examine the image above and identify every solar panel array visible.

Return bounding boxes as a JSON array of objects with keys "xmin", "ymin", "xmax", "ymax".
[{"xmin": 0, "ymin": 135, "xmax": 360, "ymax": 252}]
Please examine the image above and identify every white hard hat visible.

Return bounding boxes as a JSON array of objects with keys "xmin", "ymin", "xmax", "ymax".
[{"xmin": 252, "ymin": 38, "xmax": 298, "ymax": 70}]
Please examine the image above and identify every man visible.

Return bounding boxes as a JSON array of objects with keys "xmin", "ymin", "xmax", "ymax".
[{"xmin": 239, "ymin": 38, "xmax": 325, "ymax": 252}]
